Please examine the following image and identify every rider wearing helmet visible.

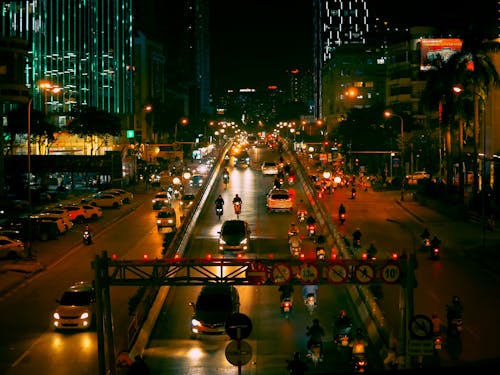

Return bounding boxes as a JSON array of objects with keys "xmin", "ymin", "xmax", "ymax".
[
  {"xmin": 446, "ymin": 295, "xmax": 463, "ymax": 323},
  {"xmin": 232, "ymin": 194, "xmax": 242, "ymax": 204},
  {"xmin": 306, "ymin": 319, "xmax": 325, "ymax": 356},
  {"xmin": 288, "ymin": 223, "xmax": 299, "ymax": 237},
  {"xmin": 350, "ymin": 328, "xmax": 367, "ymax": 355},
  {"xmin": 215, "ymin": 194, "xmax": 224, "ymax": 208},
  {"xmin": 335, "ymin": 310, "xmax": 352, "ymax": 333},
  {"xmin": 286, "ymin": 352, "xmax": 308, "ymax": 375},
  {"xmin": 338, "ymin": 203, "xmax": 346, "ymax": 216}
]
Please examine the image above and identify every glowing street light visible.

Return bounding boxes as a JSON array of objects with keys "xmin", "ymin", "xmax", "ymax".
[{"xmin": 384, "ymin": 110, "xmax": 405, "ymax": 201}]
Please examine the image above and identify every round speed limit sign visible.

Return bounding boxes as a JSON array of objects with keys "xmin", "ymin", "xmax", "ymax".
[{"xmin": 381, "ymin": 262, "xmax": 401, "ymax": 284}]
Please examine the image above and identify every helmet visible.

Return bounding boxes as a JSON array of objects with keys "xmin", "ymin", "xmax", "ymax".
[
  {"xmin": 452, "ymin": 295, "xmax": 460, "ymax": 304},
  {"xmin": 235, "ymin": 194, "xmax": 239, "ymax": 197},
  {"xmin": 432, "ymin": 312, "xmax": 438, "ymax": 319},
  {"xmin": 339, "ymin": 309, "xmax": 347, "ymax": 318},
  {"xmin": 356, "ymin": 227, "xmax": 360, "ymax": 231},
  {"xmin": 313, "ymin": 318, "xmax": 319, "ymax": 325},
  {"xmin": 291, "ymin": 223, "xmax": 296, "ymax": 226}
]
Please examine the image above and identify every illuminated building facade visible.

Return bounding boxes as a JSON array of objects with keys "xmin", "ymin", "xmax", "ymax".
[{"xmin": 0, "ymin": 0, "xmax": 134, "ymax": 116}]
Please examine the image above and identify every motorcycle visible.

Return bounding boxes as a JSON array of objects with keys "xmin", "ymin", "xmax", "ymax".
[
  {"xmin": 233, "ymin": 202, "xmax": 242, "ymax": 217},
  {"xmin": 82, "ymin": 230, "xmax": 92, "ymax": 245},
  {"xmin": 297, "ymin": 210, "xmax": 308, "ymax": 224},
  {"xmin": 334, "ymin": 325, "xmax": 352, "ymax": 348},
  {"xmin": 352, "ymin": 353, "xmax": 367, "ymax": 373},
  {"xmin": 307, "ymin": 343, "xmax": 322, "ymax": 367},
  {"xmin": 307, "ymin": 223, "xmax": 316, "ymax": 239},
  {"xmin": 353, "ymin": 238, "xmax": 361, "ymax": 250},
  {"xmin": 281, "ymin": 297, "xmax": 293, "ymax": 319},
  {"xmin": 339, "ymin": 212, "xmax": 346, "ymax": 224},
  {"xmin": 351, "ymin": 190, "xmax": 357, "ymax": 199},
  {"xmin": 430, "ymin": 246, "xmax": 440, "ymax": 260},
  {"xmin": 216, "ymin": 206, "xmax": 223, "ymax": 219},
  {"xmin": 315, "ymin": 246, "xmax": 326, "ymax": 260},
  {"xmin": 304, "ymin": 293, "xmax": 317, "ymax": 315},
  {"xmin": 288, "ymin": 175, "xmax": 295, "ymax": 185},
  {"xmin": 223, "ymin": 173, "xmax": 229, "ymax": 188},
  {"xmin": 448, "ymin": 317, "xmax": 463, "ymax": 336},
  {"xmin": 289, "ymin": 236, "xmax": 302, "ymax": 258},
  {"xmin": 422, "ymin": 237, "xmax": 431, "ymax": 252}
]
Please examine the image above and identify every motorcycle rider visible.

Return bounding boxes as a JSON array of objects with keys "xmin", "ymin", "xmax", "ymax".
[
  {"xmin": 420, "ymin": 228, "xmax": 431, "ymax": 240},
  {"xmin": 288, "ymin": 223, "xmax": 299, "ymax": 237},
  {"xmin": 446, "ymin": 295, "xmax": 463, "ymax": 325},
  {"xmin": 350, "ymin": 328, "xmax": 367, "ymax": 355},
  {"xmin": 338, "ymin": 203, "xmax": 346, "ymax": 217},
  {"xmin": 83, "ymin": 224, "xmax": 93, "ymax": 243},
  {"xmin": 232, "ymin": 194, "xmax": 242, "ymax": 205},
  {"xmin": 279, "ymin": 284, "xmax": 294, "ymax": 303},
  {"xmin": 352, "ymin": 228, "xmax": 362, "ymax": 247},
  {"xmin": 334, "ymin": 310, "xmax": 352, "ymax": 335},
  {"xmin": 273, "ymin": 176, "xmax": 282, "ymax": 189},
  {"xmin": 286, "ymin": 352, "xmax": 308, "ymax": 375},
  {"xmin": 302, "ymin": 284, "xmax": 319, "ymax": 305},
  {"xmin": 431, "ymin": 235, "xmax": 441, "ymax": 249},
  {"xmin": 306, "ymin": 319, "xmax": 325, "ymax": 357},
  {"xmin": 432, "ymin": 312, "xmax": 441, "ymax": 335},
  {"xmin": 351, "ymin": 187, "xmax": 357, "ymax": 199},
  {"xmin": 366, "ymin": 242, "xmax": 377, "ymax": 259},
  {"xmin": 215, "ymin": 195, "xmax": 224, "ymax": 210}
]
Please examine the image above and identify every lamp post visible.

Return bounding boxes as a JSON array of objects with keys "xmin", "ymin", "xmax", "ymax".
[
  {"xmin": 384, "ymin": 111, "xmax": 404, "ymax": 200},
  {"xmin": 27, "ymin": 97, "xmax": 33, "ymax": 258}
]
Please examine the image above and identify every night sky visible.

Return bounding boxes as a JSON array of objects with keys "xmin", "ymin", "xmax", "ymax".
[{"xmin": 210, "ymin": 0, "xmax": 497, "ymax": 92}]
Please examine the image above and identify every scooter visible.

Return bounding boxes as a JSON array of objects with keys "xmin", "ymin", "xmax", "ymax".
[
  {"xmin": 289, "ymin": 236, "xmax": 302, "ymax": 258},
  {"xmin": 339, "ymin": 212, "xmax": 346, "ymax": 224},
  {"xmin": 430, "ymin": 246, "xmax": 440, "ymax": 260},
  {"xmin": 334, "ymin": 325, "xmax": 352, "ymax": 348},
  {"xmin": 280, "ymin": 297, "xmax": 293, "ymax": 319},
  {"xmin": 307, "ymin": 343, "xmax": 322, "ymax": 367},
  {"xmin": 82, "ymin": 230, "xmax": 92, "ymax": 245},
  {"xmin": 297, "ymin": 210, "xmax": 308, "ymax": 224},
  {"xmin": 216, "ymin": 206, "xmax": 223, "ymax": 220},
  {"xmin": 307, "ymin": 223, "xmax": 316, "ymax": 239},
  {"xmin": 233, "ymin": 202, "xmax": 241, "ymax": 217},
  {"xmin": 304, "ymin": 293, "xmax": 317, "ymax": 315},
  {"xmin": 316, "ymin": 246, "xmax": 326, "ymax": 260},
  {"xmin": 223, "ymin": 174, "xmax": 229, "ymax": 188},
  {"xmin": 352, "ymin": 353, "xmax": 367, "ymax": 372},
  {"xmin": 422, "ymin": 237, "xmax": 431, "ymax": 252}
]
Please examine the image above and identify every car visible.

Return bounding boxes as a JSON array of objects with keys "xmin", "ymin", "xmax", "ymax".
[
  {"xmin": 179, "ymin": 194, "xmax": 196, "ymax": 209},
  {"xmin": 406, "ymin": 171, "xmax": 431, "ymax": 184},
  {"xmin": 60, "ymin": 205, "xmax": 88, "ymax": 223},
  {"xmin": 267, "ymin": 188, "xmax": 293, "ymax": 213},
  {"xmin": 39, "ymin": 208, "xmax": 74, "ymax": 230},
  {"xmin": 152, "ymin": 191, "xmax": 171, "ymax": 210},
  {"xmin": 189, "ymin": 174, "xmax": 204, "ymax": 188},
  {"xmin": 261, "ymin": 161, "xmax": 279, "ymax": 175},
  {"xmin": 80, "ymin": 204, "xmax": 103, "ymax": 221},
  {"xmin": 218, "ymin": 219, "xmax": 251, "ymax": 253},
  {"xmin": 102, "ymin": 188, "xmax": 133, "ymax": 204},
  {"xmin": 34, "ymin": 215, "xmax": 68, "ymax": 234},
  {"xmin": 0, "ymin": 235, "xmax": 25, "ymax": 259},
  {"xmin": 156, "ymin": 207, "xmax": 177, "ymax": 231},
  {"xmin": 52, "ymin": 281, "xmax": 96, "ymax": 330},
  {"xmin": 189, "ymin": 283, "xmax": 240, "ymax": 338},
  {"xmin": 0, "ymin": 228, "xmax": 24, "ymax": 241},
  {"xmin": 83, "ymin": 193, "xmax": 123, "ymax": 208},
  {"xmin": 235, "ymin": 152, "xmax": 250, "ymax": 168}
]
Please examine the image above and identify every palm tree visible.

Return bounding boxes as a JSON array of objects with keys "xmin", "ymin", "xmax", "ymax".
[
  {"xmin": 448, "ymin": 36, "xmax": 500, "ymax": 204},
  {"xmin": 421, "ymin": 35, "xmax": 500, "ymax": 208}
]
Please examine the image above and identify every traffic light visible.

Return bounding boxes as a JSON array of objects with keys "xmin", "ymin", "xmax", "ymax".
[{"xmin": 355, "ymin": 158, "xmax": 359, "ymax": 166}]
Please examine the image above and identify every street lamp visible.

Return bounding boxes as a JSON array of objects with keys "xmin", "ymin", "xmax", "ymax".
[
  {"xmin": 175, "ymin": 117, "xmax": 188, "ymax": 143},
  {"xmin": 27, "ymin": 97, "xmax": 33, "ymax": 258},
  {"xmin": 384, "ymin": 110, "xmax": 405, "ymax": 201}
]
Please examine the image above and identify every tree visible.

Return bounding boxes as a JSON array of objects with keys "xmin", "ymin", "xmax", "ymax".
[
  {"xmin": 66, "ymin": 105, "xmax": 122, "ymax": 155},
  {"xmin": 5, "ymin": 105, "xmax": 57, "ymax": 155},
  {"xmin": 421, "ymin": 35, "xmax": 500, "ymax": 207}
]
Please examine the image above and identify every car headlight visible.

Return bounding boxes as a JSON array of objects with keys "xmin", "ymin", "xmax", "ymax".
[
  {"xmin": 80, "ymin": 312, "xmax": 89, "ymax": 320},
  {"xmin": 191, "ymin": 319, "xmax": 201, "ymax": 327},
  {"xmin": 167, "ymin": 219, "xmax": 174, "ymax": 224},
  {"xmin": 157, "ymin": 219, "xmax": 161, "ymax": 225},
  {"xmin": 240, "ymin": 238, "xmax": 248, "ymax": 245},
  {"xmin": 152, "ymin": 199, "xmax": 157, "ymax": 203},
  {"xmin": 53, "ymin": 312, "xmax": 60, "ymax": 319},
  {"xmin": 219, "ymin": 238, "xmax": 226, "ymax": 245}
]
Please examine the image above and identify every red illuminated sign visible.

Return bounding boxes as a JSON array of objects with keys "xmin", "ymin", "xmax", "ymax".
[{"xmin": 420, "ymin": 38, "xmax": 462, "ymax": 71}]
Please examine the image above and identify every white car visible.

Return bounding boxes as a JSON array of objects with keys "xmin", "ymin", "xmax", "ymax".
[
  {"xmin": 80, "ymin": 204, "xmax": 103, "ymax": 221},
  {"xmin": 52, "ymin": 281, "xmax": 96, "ymax": 330},
  {"xmin": 61, "ymin": 205, "xmax": 88, "ymax": 223},
  {"xmin": 406, "ymin": 171, "xmax": 431, "ymax": 184},
  {"xmin": 152, "ymin": 191, "xmax": 171, "ymax": 209},
  {"xmin": 261, "ymin": 161, "xmax": 279, "ymax": 175},
  {"xmin": 0, "ymin": 235, "xmax": 25, "ymax": 259},
  {"xmin": 267, "ymin": 188, "xmax": 293, "ymax": 213},
  {"xmin": 83, "ymin": 193, "xmax": 123, "ymax": 208},
  {"xmin": 102, "ymin": 188, "xmax": 133, "ymax": 204},
  {"xmin": 39, "ymin": 209, "xmax": 74, "ymax": 231}
]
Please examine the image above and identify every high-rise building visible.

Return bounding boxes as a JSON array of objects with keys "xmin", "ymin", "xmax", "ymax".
[
  {"xmin": 313, "ymin": 0, "xmax": 369, "ymax": 120},
  {"xmin": 0, "ymin": 0, "xmax": 134, "ymax": 116}
]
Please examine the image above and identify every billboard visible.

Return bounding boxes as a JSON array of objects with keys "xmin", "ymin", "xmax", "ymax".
[{"xmin": 420, "ymin": 38, "xmax": 462, "ymax": 71}]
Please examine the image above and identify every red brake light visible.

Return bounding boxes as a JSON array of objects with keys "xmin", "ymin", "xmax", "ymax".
[
  {"xmin": 361, "ymin": 253, "xmax": 367, "ymax": 260},
  {"xmin": 143, "ymin": 254, "xmax": 149, "ymax": 261},
  {"xmin": 299, "ymin": 253, "xmax": 305, "ymax": 260},
  {"xmin": 206, "ymin": 253, "xmax": 212, "ymax": 260},
  {"xmin": 237, "ymin": 253, "xmax": 243, "ymax": 260},
  {"xmin": 174, "ymin": 254, "xmax": 181, "ymax": 260},
  {"xmin": 111, "ymin": 253, "xmax": 117, "ymax": 260},
  {"xmin": 391, "ymin": 253, "xmax": 398, "ymax": 260}
]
